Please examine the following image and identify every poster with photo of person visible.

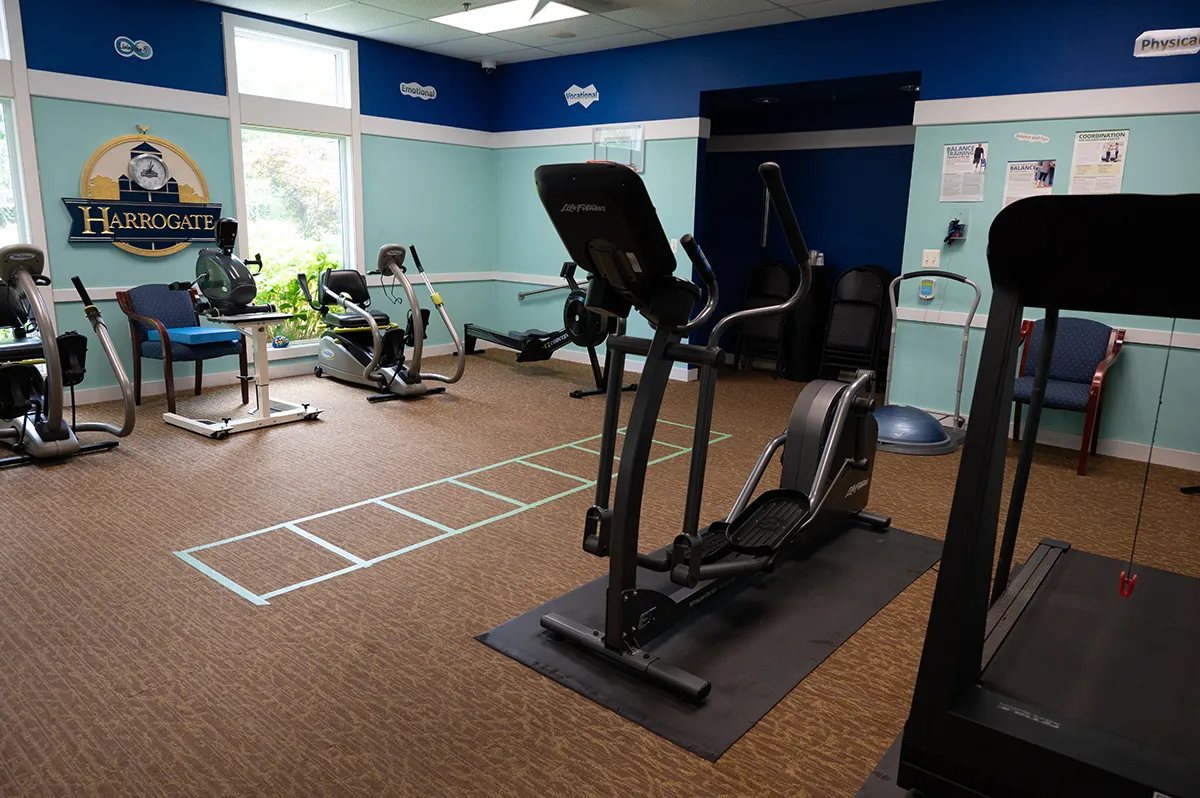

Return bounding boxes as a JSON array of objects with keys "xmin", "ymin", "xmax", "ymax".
[
  {"xmin": 1003, "ymin": 160, "xmax": 1056, "ymax": 208},
  {"xmin": 1069, "ymin": 130, "xmax": 1130, "ymax": 194},
  {"xmin": 940, "ymin": 142, "xmax": 988, "ymax": 202}
]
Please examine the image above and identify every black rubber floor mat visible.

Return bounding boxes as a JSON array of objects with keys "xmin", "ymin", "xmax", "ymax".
[{"xmin": 477, "ymin": 525, "xmax": 941, "ymax": 760}]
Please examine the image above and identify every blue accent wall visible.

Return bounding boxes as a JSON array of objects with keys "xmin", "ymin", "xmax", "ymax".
[
  {"xmin": 20, "ymin": 0, "xmax": 227, "ymax": 95},
  {"xmin": 493, "ymin": 0, "xmax": 1200, "ymax": 131},
  {"xmin": 699, "ymin": 144, "xmax": 914, "ymax": 345},
  {"xmin": 20, "ymin": 0, "xmax": 493, "ymax": 131}
]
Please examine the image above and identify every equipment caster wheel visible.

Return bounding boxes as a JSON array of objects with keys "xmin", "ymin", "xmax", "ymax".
[
  {"xmin": 314, "ymin": 366, "xmax": 323, "ymax": 378},
  {"xmin": 214, "ymin": 431, "xmax": 230, "ymax": 440}
]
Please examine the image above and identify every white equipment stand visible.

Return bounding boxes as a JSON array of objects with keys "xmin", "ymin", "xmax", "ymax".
[{"xmin": 163, "ymin": 311, "xmax": 322, "ymax": 439}]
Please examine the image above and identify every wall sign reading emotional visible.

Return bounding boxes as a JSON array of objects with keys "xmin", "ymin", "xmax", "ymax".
[{"xmin": 62, "ymin": 127, "xmax": 222, "ymax": 257}]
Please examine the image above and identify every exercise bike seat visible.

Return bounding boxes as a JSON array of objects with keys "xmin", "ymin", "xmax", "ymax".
[
  {"xmin": 510, "ymin": 328, "xmax": 553, "ymax": 340},
  {"xmin": 325, "ymin": 310, "xmax": 391, "ymax": 328},
  {"xmin": 0, "ymin": 335, "xmax": 44, "ymax": 363}
]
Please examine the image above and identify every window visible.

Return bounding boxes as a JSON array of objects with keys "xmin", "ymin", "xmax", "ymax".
[
  {"xmin": 225, "ymin": 14, "xmax": 361, "ymax": 344},
  {"xmin": 242, "ymin": 127, "xmax": 347, "ymax": 340},
  {"xmin": 233, "ymin": 28, "xmax": 349, "ymax": 108},
  {"xmin": 0, "ymin": 101, "xmax": 24, "ymax": 248}
]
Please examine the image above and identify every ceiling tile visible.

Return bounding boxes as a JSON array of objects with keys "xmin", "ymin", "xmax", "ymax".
[
  {"xmin": 356, "ymin": 0, "xmax": 515, "ymax": 20},
  {"xmin": 653, "ymin": 7, "xmax": 801, "ymax": 39},
  {"xmin": 783, "ymin": 0, "xmax": 938, "ymax": 13},
  {"xmin": 422, "ymin": 35, "xmax": 535, "ymax": 58},
  {"xmin": 367, "ymin": 19, "xmax": 474, "ymax": 46},
  {"xmin": 491, "ymin": 14, "xmax": 638, "ymax": 47},
  {"xmin": 543, "ymin": 29, "xmax": 668, "ymax": 55},
  {"xmin": 300, "ymin": 2, "xmax": 418, "ymax": 32},
  {"xmin": 493, "ymin": 48, "xmax": 560, "ymax": 63},
  {"xmin": 201, "ymin": 0, "xmax": 351, "ymax": 18},
  {"xmin": 602, "ymin": 0, "xmax": 778, "ymax": 29}
]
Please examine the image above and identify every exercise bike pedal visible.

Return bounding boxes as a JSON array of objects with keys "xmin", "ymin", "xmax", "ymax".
[{"xmin": 726, "ymin": 489, "xmax": 810, "ymax": 556}]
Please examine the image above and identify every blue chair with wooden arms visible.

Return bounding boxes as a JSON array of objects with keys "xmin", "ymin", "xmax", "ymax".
[
  {"xmin": 1012, "ymin": 316, "xmax": 1125, "ymax": 475},
  {"xmin": 116, "ymin": 284, "xmax": 248, "ymax": 414}
]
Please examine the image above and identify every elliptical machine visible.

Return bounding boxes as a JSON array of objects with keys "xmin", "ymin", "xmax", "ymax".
[
  {"xmin": 298, "ymin": 244, "xmax": 465, "ymax": 402},
  {"xmin": 0, "ymin": 244, "xmax": 135, "ymax": 468},
  {"xmin": 533, "ymin": 161, "xmax": 891, "ymax": 700}
]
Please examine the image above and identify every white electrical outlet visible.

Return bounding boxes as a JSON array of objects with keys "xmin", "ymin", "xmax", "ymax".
[
  {"xmin": 922, "ymin": 249, "xmax": 941, "ymax": 270},
  {"xmin": 670, "ymin": 238, "xmax": 678, "ymax": 254}
]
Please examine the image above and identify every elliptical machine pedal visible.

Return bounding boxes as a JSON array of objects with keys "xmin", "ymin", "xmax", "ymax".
[{"xmin": 725, "ymin": 490, "xmax": 811, "ymax": 556}]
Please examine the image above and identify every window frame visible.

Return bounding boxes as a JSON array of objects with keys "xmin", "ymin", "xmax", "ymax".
[{"xmin": 223, "ymin": 13, "xmax": 364, "ymax": 277}]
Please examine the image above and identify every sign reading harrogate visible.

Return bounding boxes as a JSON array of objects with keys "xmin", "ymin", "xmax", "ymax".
[{"xmin": 62, "ymin": 128, "xmax": 222, "ymax": 257}]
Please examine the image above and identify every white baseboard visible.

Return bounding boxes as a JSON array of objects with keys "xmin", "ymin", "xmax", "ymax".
[
  {"xmin": 917, "ymin": 407, "xmax": 1200, "ymax": 472},
  {"xmin": 66, "ymin": 339, "xmax": 686, "ymax": 406},
  {"xmin": 549, "ymin": 347, "xmax": 695, "ymax": 382},
  {"xmin": 65, "ymin": 359, "xmax": 317, "ymax": 406}
]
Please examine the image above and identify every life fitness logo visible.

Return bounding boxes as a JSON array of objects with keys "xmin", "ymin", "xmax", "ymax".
[
  {"xmin": 400, "ymin": 82, "xmax": 437, "ymax": 101},
  {"xmin": 565, "ymin": 84, "xmax": 599, "ymax": 108}
]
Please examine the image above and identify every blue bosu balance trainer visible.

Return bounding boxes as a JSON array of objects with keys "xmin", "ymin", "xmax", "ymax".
[{"xmin": 876, "ymin": 270, "xmax": 981, "ymax": 456}]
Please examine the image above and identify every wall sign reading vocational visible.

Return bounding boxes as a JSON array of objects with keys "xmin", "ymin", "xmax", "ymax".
[
  {"xmin": 62, "ymin": 128, "xmax": 222, "ymax": 257},
  {"xmin": 400, "ymin": 82, "xmax": 436, "ymax": 100},
  {"xmin": 1133, "ymin": 28, "xmax": 1200, "ymax": 57},
  {"xmin": 565, "ymin": 84, "xmax": 599, "ymax": 108},
  {"xmin": 1003, "ymin": 160, "xmax": 1055, "ymax": 208},
  {"xmin": 1068, "ymin": 130, "xmax": 1129, "ymax": 195},
  {"xmin": 940, "ymin": 142, "xmax": 987, "ymax": 202}
]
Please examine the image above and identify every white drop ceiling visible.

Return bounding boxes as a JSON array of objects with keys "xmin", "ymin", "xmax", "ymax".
[{"xmin": 198, "ymin": 0, "xmax": 939, "ymax": 64}]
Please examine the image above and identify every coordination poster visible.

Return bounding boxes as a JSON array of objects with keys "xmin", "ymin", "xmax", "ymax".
[
  {"xmin": 1068, "ymin": 130, "xmax": 1129, "ymax": 194},
  {"xmin": 940, "ymin": 142, "xmax": 988, "ymax": 202},
  {"xmin": 1003, "ymin": 160, "xmax": 1056, "ymax": 208}
]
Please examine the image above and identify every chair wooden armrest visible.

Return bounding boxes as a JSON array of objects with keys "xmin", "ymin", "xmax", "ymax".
[
  {"xmin": 115, "ymin": 291, "xmax": 173, "ymax": 347},
  {"xmin": 1090, "ymin": 328, "xmax": 1126, "ymax": 398}
]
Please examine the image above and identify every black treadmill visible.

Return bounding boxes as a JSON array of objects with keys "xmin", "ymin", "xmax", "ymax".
[{"xmin": 898, "ymin": 193, "xmax": 1200, "ymax": 798}]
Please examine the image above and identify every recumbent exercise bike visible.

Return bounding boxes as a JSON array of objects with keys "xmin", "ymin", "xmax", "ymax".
[
  {"xmin": 534, "ymin": 160, "xmax": 891, "ymax": 700},
  {"xmin": 0, "ymin": 244, "xmax": 135, "ymax": 468},
  {"xmin": 298, "ymin": 244, "xmax": 465, "ymax": 402}
]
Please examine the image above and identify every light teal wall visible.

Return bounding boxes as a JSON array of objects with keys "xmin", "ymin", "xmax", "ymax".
[
  {"xmin": 33, "ymin": 97, "xmax": 237, "ymax": 390},
  {"xmin": 491, "ymin": 138, "xmax": 702, "ymax": 349},
  {"xmin": 361, "ymin": 134, "xmax": 497, "ymax": 351},
  {"xmin": 891, "ymin": 112, "xmax": 1200, "ymax": 451},
  {"xmin": 34, "ymin": 97, "xmax": 236, "ymax": 290}
]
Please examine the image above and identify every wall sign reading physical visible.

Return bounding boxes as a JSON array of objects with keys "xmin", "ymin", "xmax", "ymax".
[
  {"xmin": 1134, "ymin": 28, "xmax": 1200, "ymax": 57},
  {"xmin": 62, "ymin": 129, "xmax": 222, "ymax": 257}
]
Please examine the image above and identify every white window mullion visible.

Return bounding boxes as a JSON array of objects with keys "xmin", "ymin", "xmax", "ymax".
[
  {"xmin": 223, "ymin": 14, "xmax": 251, "ymax": 261},
  {"xmin": 3, "ymin": 0, "xmax": 51, "ymax": 323}
]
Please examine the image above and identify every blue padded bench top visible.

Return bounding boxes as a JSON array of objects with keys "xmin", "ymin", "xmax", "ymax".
[{"xmin": 147, "ymin": 326, "xmax": 241, "ymax": 345}]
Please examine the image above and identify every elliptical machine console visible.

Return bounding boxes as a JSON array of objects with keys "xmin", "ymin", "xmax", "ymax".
[{"xmin": 533, "ymin": 161, "xmax": 891, "ymax": 700}]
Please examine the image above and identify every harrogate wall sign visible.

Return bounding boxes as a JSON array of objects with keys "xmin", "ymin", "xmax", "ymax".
[{"xmin": 62, "ymin": 127, "xmax": 222, "ymax": 257}]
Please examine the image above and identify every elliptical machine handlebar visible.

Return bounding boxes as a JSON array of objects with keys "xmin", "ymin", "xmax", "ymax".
[
  {"xmin": 676, "ymin": 235, "xmax": 719, "ymax": 336},
  {"xmin": 707, "ymin": 163, "xmax": 813, "ymax": 349},
  {"xmin": 71, "ymin": 276, "xmax": 93, "ymax": 306}
]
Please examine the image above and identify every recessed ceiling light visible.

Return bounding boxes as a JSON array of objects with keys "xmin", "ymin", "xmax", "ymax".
[
  {"xmin": 548, "ymin": 31, "xmax": 577, "ymax": 39},
  {"xmin": 900, "ymin": 84, "xmax": 921, "ymax": 92},
  {"xmin": 432, "ymin": 0, "xmax": 588, "ymax": 35},
  {"xmin": 753, "ymin": 97, "xmax": 779, "ymax": 105}
]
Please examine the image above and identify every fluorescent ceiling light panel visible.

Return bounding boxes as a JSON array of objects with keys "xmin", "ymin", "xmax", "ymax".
[{"xmin": 432, "ymin": 0, "xmax": 587, "ymax": 35}]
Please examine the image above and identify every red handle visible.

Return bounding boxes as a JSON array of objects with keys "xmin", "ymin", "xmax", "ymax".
[{"xmin": 1119, "ymin": 571, "xmax": 1137, "ymax": 597}]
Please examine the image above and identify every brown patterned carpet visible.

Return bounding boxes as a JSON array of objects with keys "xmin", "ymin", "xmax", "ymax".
[{"xmin": 2, "ymin": 352, "xmax": 1196, "ymax": 797}]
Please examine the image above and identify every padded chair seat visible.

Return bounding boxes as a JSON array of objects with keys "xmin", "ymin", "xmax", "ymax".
[
  {"xmin": 325, "ymin": 310, "xmax": 390, "ymax": 328},
  {"xmin": 1012, "ymin": 376, "xmax": 1091, "ymax": 411},
  {"xmin": 512, "ymin": 329, "xmax": 553, "ymax": 340},
  {"xmin": 141, "ymin": 339, "xmax": 242, "ymax": 362}
]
